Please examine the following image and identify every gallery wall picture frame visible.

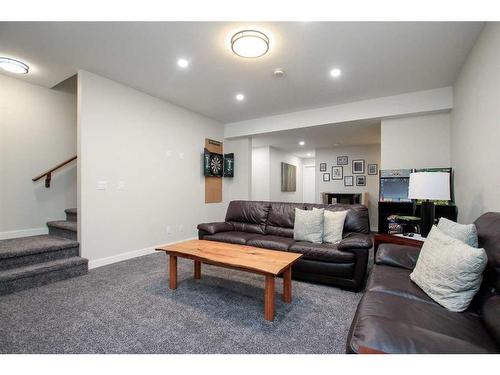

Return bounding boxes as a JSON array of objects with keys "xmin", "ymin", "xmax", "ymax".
[
  {"xmin": 337, "ymin": 156, "xmax": 348, "ymax": 165},
  {"xmin": 368, "ymin": 163, "xmax": 378, "ymax": 175},
  {"xmin": 319, "ymin": 163, "xmax": 327, "ymax": 172},
  {"xmin": 352, "ymin": 159, "xmax": 365, "ymax": 174},
  {"xmin": 332, "ymin": 166, "xmax": 343, "ymax": 180},
  {"xmin": 356, "ymin": 175, "xmax": 366, "ymax": 186},
  {"xmin": 322, "ymin": 173, "xmax": 331, "ymax": 182},
  {"xmin": 344, "ymin": 176, "xmax": 353, "ymax": 186}
]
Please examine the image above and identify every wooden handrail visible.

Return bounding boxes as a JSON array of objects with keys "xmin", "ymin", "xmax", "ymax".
[{"xmin": 32, "ymin": 155, "xmax": 77, "ymax": 188}]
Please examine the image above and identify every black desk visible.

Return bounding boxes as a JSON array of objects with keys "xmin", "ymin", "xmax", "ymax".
[{"xmin": 378, "ymin": 201, "xmax": 457, "ymax": 234}]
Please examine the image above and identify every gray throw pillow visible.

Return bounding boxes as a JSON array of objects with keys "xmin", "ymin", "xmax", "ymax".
[
  {"xmin": 437, "ymin": 217, "xmax": 478, "ymax": 247},
  {"xmin": 294, "ymin": 208, "xmax": 324, "ymax": 243},
  {"xmin": 410, "ymin": 226, "xmax": 487, "ymax": 312}
]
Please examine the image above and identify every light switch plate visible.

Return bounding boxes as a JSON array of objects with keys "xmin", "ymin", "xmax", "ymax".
[
  {"xmin": 97, "ymin": 181, "xmax": 108, "ymax": 190},
  {"xmin": 178, "ymin": 152, "xmax": 184, "ymax": 159},
  {"xmin": 117, "ymin": 181, "xmax": 125, "ymax": 190}
]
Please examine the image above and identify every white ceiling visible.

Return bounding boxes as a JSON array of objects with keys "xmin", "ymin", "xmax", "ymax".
[
  {"xmin": 0, "ymin": 22, "xmax": 483, "ymax": 123},
  {"xmin": 251, "ymin": 119, "xmax": 381, "ymax": 158}
]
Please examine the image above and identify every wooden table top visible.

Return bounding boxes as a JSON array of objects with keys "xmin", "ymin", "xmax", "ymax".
[{"xmin": 155, "ymin": 240, "xmax": 302, "ymax": 276}]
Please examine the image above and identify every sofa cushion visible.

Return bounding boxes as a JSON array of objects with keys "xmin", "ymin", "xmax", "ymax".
[
  {"xmin": 375, "ymin": 243, "xmax": 421, "ymax": 270},
  {"xmin": 348, "ymin": 291, "xmax": 499, "ymax": 354},
  {"xmin": 366, "ymin": 264, "xmax": 436, "ymax": 305},
  {"xmin": 410, "ymin": 226, "xmax": 488, "ymax": 312},
  {"xmin": 265, "ymin": 202, "xmax": 305, "ymax": 237},
  {"xmin": 197, "ymin": 222, "xmax": 234, "ymax": 235},
  {"xmin": 225, "ymin": 200, "xmax": 271, "ymax": 234},
  {"xmin": 203, "ymin": 231, "xmax": 259, "ymax": 245},
  {"xmin": 475, "ymin": 212, "xmax": 500, "ymax": 290},
  {"xmin": 294, "ymin": 208, "xmax": 324, "ymax": 243},
  {"xmin": 437, "ymin": 217, "xmax": 478, "ymax": 247},
  {"xmin": 481, "ymin": 295, "xmax": 500, "ymax": 345},
  {"xmin": 323, "ymin": 209, "xmax": 348, "ymax": 244},
  {"xmin": 246, "ymin": 235, "xmax": 295, "ymax": 251},
  {"xmin": 289, "ymin": 242, "xmax": 355, "ymax": 263},
  {"xmin": 305, "ymin": 203, "xmax": 370, "ymax": 234}
]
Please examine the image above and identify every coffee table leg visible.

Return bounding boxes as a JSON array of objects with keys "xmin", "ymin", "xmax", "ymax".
[
  {"xmin": 264, "ymin": 275, "xmax": 275, "ymax": 321},
  {"xmin": 194, "ymin": 260, "xmax": 201, "ymax": 279},
  {"xmin": 169, "ymin": 255, "xmax": 177, "ymax": 290},
  {"xmin": 283, "ymin": 266, "xmax": 292, "ymax": 303}
]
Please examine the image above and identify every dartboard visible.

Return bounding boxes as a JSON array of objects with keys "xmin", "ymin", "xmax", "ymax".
[{"xmin": 210, "ymin": 154, "xmax": 223, "ymax": 176}]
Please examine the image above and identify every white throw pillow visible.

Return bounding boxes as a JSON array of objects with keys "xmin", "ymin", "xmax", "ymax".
[
  {"xmin": 294, "ymin": 208, "xmax": 324, "ymax": 243},
  {"xmin": 437, "ymin": 217, "xmax": 478, "ymax": 247},
  {"xmin": 322, "ymin": 210, "xmax": 348, "ymax": 244},
  {"xmin": 410, "ymin": 226, "xmax": 487, "ymax": 312}
]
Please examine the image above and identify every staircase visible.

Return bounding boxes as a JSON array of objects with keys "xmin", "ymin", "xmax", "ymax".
[{"xmin": 0, "ymin": 208, "xmax": 88, "ymax": 295}]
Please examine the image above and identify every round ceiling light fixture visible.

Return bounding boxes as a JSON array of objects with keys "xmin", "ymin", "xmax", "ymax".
[
  {"xmin": 231, "ymin": 30, "xmax": 269, "ymax": 58},
  {"xmin": 0, "ymin": 57, "xmax": 29, "ymax": 74}
]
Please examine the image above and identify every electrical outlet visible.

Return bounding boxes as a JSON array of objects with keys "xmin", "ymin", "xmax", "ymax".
[
  {"xmin": 178, "ymin": 224, "xmax": 185, "ymax": 232},
  {"xmin": 166, "ymin": 225, "xmax": 172, "ymax": 235}
]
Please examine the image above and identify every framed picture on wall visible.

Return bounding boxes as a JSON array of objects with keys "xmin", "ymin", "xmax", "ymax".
[
  {"xmin": 356, "ymin": 175, "xmax": 366, "ymax": 186},
  {"xmin": 332, "ymin": 166, "xmax": 343, "ymax": 180},
  {"xmin": 352, "ymin": 159, "xmax": 365, "ymax": 174},
  {"xmin": 337, "ymin": 156, "xmax": 348, "ymax": 165},
  {"xmin": 344, "ymin": 176, "xmax": 353, "ymax": 186},
  {"xmin": 319, "ymin": 163, "xmax": 327, "ymax": 172},
  {"xmin": 368, "ymin": 163, "xmax": 378, "ymax": 175},
  {"xmin": 322, "ymin": 173, "xmax": 331, "ymax": 182}
]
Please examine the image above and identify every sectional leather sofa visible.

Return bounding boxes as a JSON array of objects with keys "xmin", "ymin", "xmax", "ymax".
[
  {"xmin": 346, "ymin": 212, "xmax": 500, "ymax": 353},
  {"xmin": 197, "ymin": 200, "xmax": 372, "ymax": 291}
]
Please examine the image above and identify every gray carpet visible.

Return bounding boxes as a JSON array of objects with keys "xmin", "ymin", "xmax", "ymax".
[{"xmin": 0, "ymin": 252, "xmax": 364, "ymax": 353}]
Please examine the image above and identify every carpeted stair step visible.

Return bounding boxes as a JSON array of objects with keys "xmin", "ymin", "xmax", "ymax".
[
  {"xmin": 65, "ymin": 208, "xmax": 77, "ymax": 222},
  {"xmin": 47, "ymin": 220, "xmax": 77, "ymax": 241},
  {"xmin": 0, "ymin": 235, "xmax": 80, "ymax": 271},
  {"xmin": 0, "ymin": 256, "xmax": 88, "ymax": 295}
]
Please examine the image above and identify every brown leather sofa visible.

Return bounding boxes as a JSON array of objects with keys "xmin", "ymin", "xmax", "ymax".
[
  {"xmin": 197, "ymin": 200, "xmax": 372, "ymax": 291},
  {"xmin": 347, "ymin": 212, "xmax": 500, "ymax": 353}
]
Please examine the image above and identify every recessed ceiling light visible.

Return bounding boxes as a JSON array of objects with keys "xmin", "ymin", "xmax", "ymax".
[
  {"xmin": 0, "ymin": 57, "xmax": 29, "ymax": 74},
  {"xmin": 236, "ymin": 93, "xmax": 245, "ymax": 101},
  {"xmin": 307, "ymin": 153, "xmax": 312, "ymax": 157},
  {"xmin": 330, "ymin": 68, "xmax": 342, "ymax": 78},
  {"xmin": 231, "ymin": 30, "xmax": 269, "ymax": 58},
  {"xmin": 299, "ymin": 141, "xmax": 305, "ymax": 146},
  {"xmin": 177, "ymin": 58, "xmax": 189, "ymax": 68},
  {"xmin": 333, "ymin": 143, "xmax": 340, "ymax": 146}
]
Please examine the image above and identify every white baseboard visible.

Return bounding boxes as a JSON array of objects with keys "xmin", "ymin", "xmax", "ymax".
[
  {"xmin": 0, "ymin": 227, "xmax": 48, "ymax": 240},
  {"xmin": 88, "ymin": 237, "xmax": 197, "ymax": 270}
]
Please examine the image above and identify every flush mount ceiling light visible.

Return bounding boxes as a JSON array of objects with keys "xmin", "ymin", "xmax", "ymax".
[
  {"xmin": 299, "ymin": 141, "xmax": 305, "ymax": 146},
  {"xmin": 235, "ymin": 93, "xmax": 245, "ymax": 101},
  {"xmin": 330, "ymin": 68, "xmax": 342, "ymax": 78},
  {"xmin": 231, "ymin": 30, "xmax": 269, "ymax": 58},
  {"xmin": 0, "ymin": 57, "xmax": 29, "ymax": 74}
]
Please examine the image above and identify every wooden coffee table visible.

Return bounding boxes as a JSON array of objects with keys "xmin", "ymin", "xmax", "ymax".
[{"xmin": 155, "ymin": 239, "xmax": 302, "ymax": 321}]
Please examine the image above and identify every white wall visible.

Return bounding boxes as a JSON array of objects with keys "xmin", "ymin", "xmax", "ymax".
[
  {"xmin": 0, "ymin": 74, "xmax": 77, "ymax": 238},
  {"xmin": 269, "ymin": 147, "xmax": 303, "ymax": 202},
  {"xmin": 78, "ymin": 71, "xmax": 250, "ymax": 266},
  {"xmin": 251, "ymin": 146, "xmax": 304, "ymax": 202},
  {"xmin": 251, "ymin": 146, "xmax": 270, "ymax": 201},
  {"xmin": 381, "ymin": 112, "xmax": 451, "ymax": 170},
  {"xmin": 451, "ymin": 23, "xmax": 500, "ymax": 223},
  {"xmin": 225, "ymin": 87, "xmax": 453, "ymax": 138},
  {"xmin": 315, "ymin": 145, "xmax": 380, "ymax": 230}
]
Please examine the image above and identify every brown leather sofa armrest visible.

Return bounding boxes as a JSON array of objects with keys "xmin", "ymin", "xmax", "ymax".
[
  {"xmin": 197, "ymin": 222, "xmax": 234, "ymax": 235},
  {"xmin": 338, "ymin": 233, "xmax": 373, "ymax": 251},
  {"xmin": 375, "ymin": 243, "xmax": 421, "ymax": 270}
]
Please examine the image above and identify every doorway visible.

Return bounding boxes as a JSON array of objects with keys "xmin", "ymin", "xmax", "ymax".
[{"xmin": 302, "ymin": 164, "xmax": 316, "ymax": 203}]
